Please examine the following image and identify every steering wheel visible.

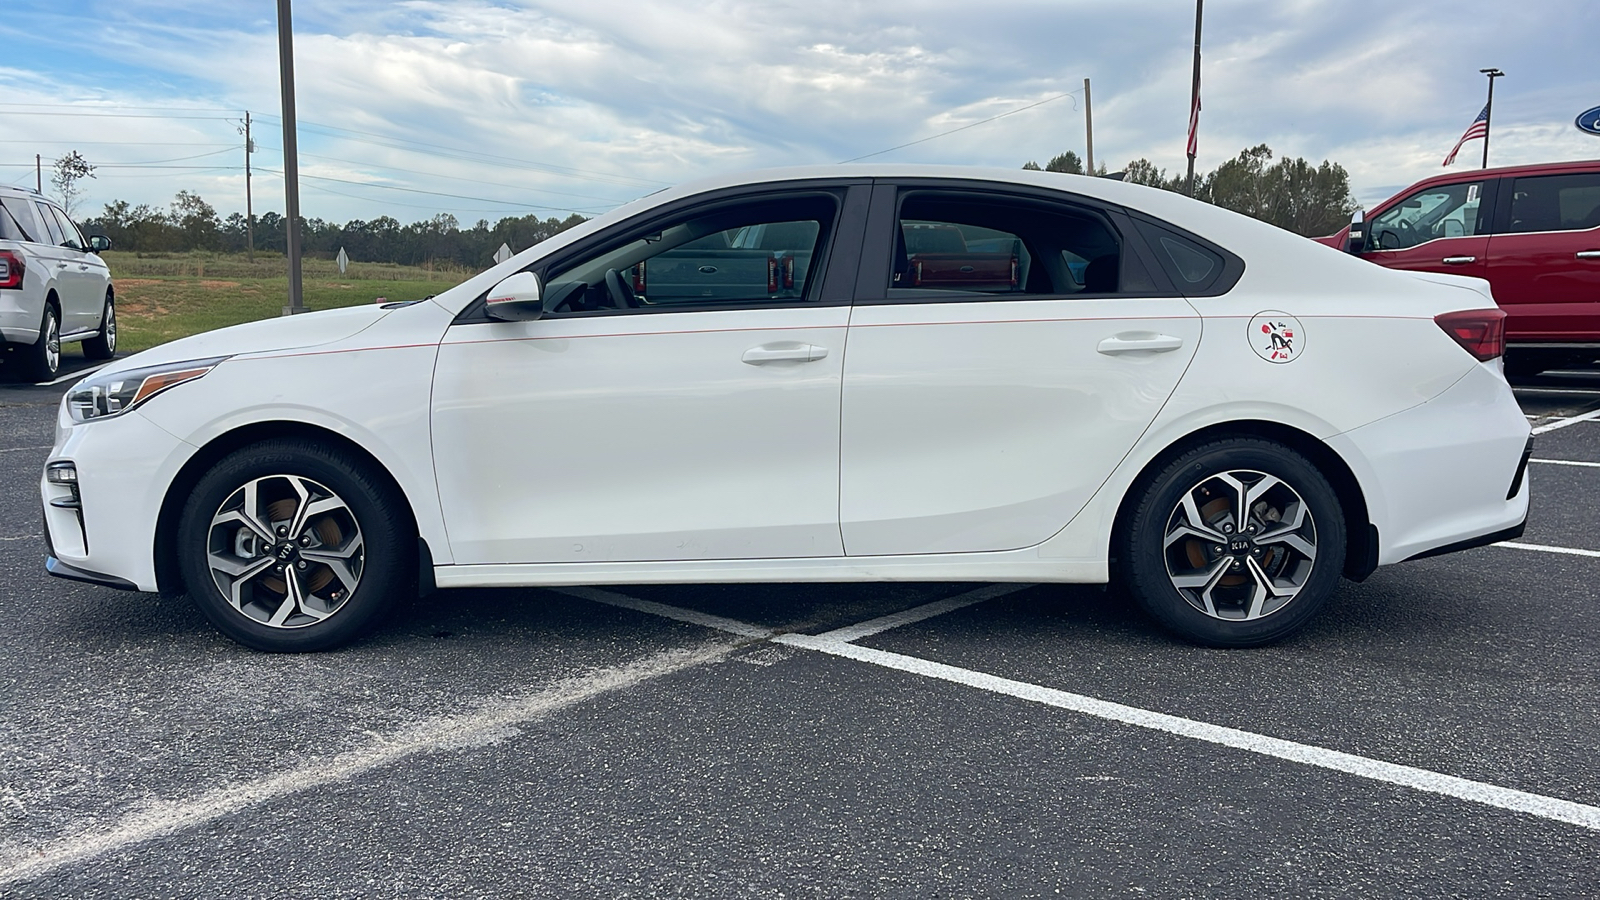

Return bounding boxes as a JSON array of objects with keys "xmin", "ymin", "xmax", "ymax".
[
  {"xmin": 1394, "ymin": 218, "xmax": 1418, "ymax": 247},
  {"xmin": 604, "ymin": 268, "xmax": 640, "ymax": 309}
]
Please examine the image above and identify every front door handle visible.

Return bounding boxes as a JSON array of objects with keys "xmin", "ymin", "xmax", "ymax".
[
  {"xmin": 1442, "ymin": 256, "xmax": 1477, "ymax": 265},
  {"xmin": 1097, "ymin": 333, "xmax": 1184, "ymax": 355},
  {"xmin": 1577, "ymin": 250, "xmax": 1600, "ymax": 261},
  {"xmin": 742, "ymin": 343, "xmax": 828, "ymax": 364}
]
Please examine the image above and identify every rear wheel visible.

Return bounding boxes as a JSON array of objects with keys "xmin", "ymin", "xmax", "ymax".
[
  {"xmin": 1117, "ymin": 438, "xmax": 1345, "ymax": 647},
  {"xmin": 21, "ymin": 303, "xmax": 60, "ymax": 381},
  {"xmin": 82, "ymin": 294, "xmax": 116, "ymax": 360},
  {"xmin": 177, "ymin": 440, "xmax": 412, "ymax": 652}
]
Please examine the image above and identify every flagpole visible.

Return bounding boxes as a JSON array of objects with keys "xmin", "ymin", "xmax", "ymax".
[
  {"xmin": 1479, "ymin": 68, "xmax": 1504, "ymax": 168},
  {"xmin": 1185, "ymin": 0, "xmax": 1203, "ymax": 196}
]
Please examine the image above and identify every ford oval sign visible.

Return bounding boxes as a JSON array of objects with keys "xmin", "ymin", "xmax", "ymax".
[{"xmin": 1578, "ymin": 106, "xmax": 1600, "ymax": 136}]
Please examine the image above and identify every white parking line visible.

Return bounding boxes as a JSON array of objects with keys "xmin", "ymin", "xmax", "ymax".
[
  {"xmin": 1531, "ymin": 407, "xmax": 1600, "ymax": 434},
  {"xmin": 0, "ymin": 445, "xmax": 51, "ymax": 454},
  {"xmin": 554, "ymin": 585, "xmax": 776, "ymax": 639},
  {"xmin": 775, "ymin": 635, "xmax": 1600, "ymax": 833},
  {"xmin": 1495, "ymin": 541, "xmax": 1600, "ymax": 559},
  {"xmin": 1530, "ymin": 458, "xmax": 1600, "ymax": 468},
  {"xmin": 0, "ymin": 534, "xmax": 40, "ymax": 542},
  {"xmin": 1512, "ymin": 387, "xmax": 1600, "ymax": 395},
  {"xmin": 573, "ymin": 591, "xmax": 1600, "ymax": 833},
  {"xmin": 0, "ymin": 642, "xmax": 736, "ymax": 887},
  {"xmin": 812, "ymin": 583, "xmax": 1033, "ymax": 643},
  {"xmin": 34, "ymin": 363, "xmax": 106, "ymax": 387}
]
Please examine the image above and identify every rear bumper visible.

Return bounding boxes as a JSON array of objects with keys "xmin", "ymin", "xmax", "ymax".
[{"xmin": 1329, "ymin": 362, "xmax": 1532, "ymax": 566}]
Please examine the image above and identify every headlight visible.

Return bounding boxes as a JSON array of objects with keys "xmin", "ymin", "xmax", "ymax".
[{"xmin": 65, "ymin": 357, "xmax": 229, "ymax": 424}]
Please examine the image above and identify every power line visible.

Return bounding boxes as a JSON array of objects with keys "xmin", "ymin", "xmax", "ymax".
[
  {"xmin": 0, "ymin": 111, "xmax": 232, "ymax": 120},
  {"xmin": 0, "ymin": 140, "xmax": 239, "ymax": 146},
  {"xmin": 253, "ymin": 141, "xmax": 631, "ymax": 205},
  {"xmin": 0, "ymin": 102, "xmax": 239, "ymax": 113},
  {"xmin": 253, "ymin": 112, "xmax": 667, "ymax": 189},
  {"xmin": 255, "ymin": 167, "xmax": 611, "ymax": 214},
  {"xmin": 840, "ymin": 90, "xmax": 1081, "ymax": 163}
]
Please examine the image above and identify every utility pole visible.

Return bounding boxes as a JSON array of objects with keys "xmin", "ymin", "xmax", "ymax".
[
  {"xmin": 277, "ymin": 0, "xmax": 306, "ymax": 315},
  {"xmin": 35, "ymin": 154, "xmax": 41, "ymax": 193},
  {"xmin": 239, "ymin": 111, "xmax": 256, "ymax": 261},
  {"xmin": 1083, "ymin": 77, "xmax": 1095, "ymax": 175},
  {"xmin": 1185, "ymin": 0, "xmax": 1203, "ymax": 197},
  {"xmin": 1480, "ymin": 68, "xmax": 1504, "ymax": 168}
]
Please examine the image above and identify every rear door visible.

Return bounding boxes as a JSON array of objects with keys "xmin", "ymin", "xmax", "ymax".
[
  {"xmin": 837, "ymin": 182, "xmax": 1201, "ymax": 556},
  {"xmin": 1361, "ymin": 179, "xmax": 1494, "ymax": 282},
  {"xmin": 1486, "ymin": 170, "xmax": 1600, "ymax": 343}
]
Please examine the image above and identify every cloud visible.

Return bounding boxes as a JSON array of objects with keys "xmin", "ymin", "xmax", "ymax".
[{"xmin": 1, "ymin": 0, "xmax": 1596, "ymax": 224}]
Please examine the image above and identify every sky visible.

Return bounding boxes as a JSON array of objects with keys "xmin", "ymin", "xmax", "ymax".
[{"xmin": 2, "ymin": 0, "xmax": 1598, "ymax": 228}]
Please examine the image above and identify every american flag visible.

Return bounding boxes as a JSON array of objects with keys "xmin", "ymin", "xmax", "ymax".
[
  {"xmin": 1186, "ymin": 94, "xmax": 1201, "ymax": 158},
  {"xmin": 1443, "ymin": 105, "xmax": 1489, "ymax": 166}
]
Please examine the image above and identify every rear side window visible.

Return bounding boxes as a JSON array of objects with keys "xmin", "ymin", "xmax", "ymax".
[
  {"xmin": 34, "ymin": 202, "xmax": 65, "ymax": 246},
  {"xmin": 887, "ymin": 191, "xmax": 1132, "ymax": 297},
  {"xmin": 1131, "ymin": 216, "xmax": 1242, "ymax": 296},
  {"xmin": 0, "ymin": 197, "xmax": 44, "ymax": 244},
  {"xmin": 1507, "ymin": 173, "xmax": 1600, "ymax": 233}
]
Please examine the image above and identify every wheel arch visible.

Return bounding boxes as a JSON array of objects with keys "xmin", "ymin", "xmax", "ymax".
[
  {"xmin": 1109, "ymin": 419, "xmax": 1378, "ymax": 583},
  {"xmin": 153, "ymin": 420, "xmax": 425, "ymax": 594}
]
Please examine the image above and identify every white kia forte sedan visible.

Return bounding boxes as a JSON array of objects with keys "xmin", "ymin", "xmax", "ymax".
[{"xmin": 40, "ymin": 166, "xmax": 1531, "ymax": 651}]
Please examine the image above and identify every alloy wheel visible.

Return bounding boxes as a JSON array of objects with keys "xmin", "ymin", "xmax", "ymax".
[
  {"xmin": 1162, "ymin": 469, "xmax": 1317, "ymax": 621},
  {"xmin": 205, "ymin": 474, "xmax": 366, "ymax": 629}
]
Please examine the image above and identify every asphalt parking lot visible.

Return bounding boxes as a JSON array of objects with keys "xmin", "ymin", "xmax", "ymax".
[{"xmin": 0, "ymin": 365, "xmax": 1597, "ymax": 898}]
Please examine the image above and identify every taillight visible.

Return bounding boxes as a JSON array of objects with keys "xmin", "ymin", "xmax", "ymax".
[
  {"xmin": 0, "ymin": 249, "xmax": 23, "ymax": 289},
  {"xmin": 1435, "ymin": 308, "xmax": 1506, "ymax": 361},
  {"xmin": 631, "ymin": 262, "xmax": 646, "ymax": 293},
  {"xmin": 1009, "ymin": 255, "xmax": 1018, "ymax": 288},
  {"xmin": 783, "ymin": 256, "xmax": 795, "ymax": 290},
  {"xmin": 767, "ymin": 256, "xmax": 777, "ymax": 293}
]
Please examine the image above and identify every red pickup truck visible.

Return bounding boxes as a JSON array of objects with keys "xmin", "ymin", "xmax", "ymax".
[{"xmin": 1316, "ymin": 160, "xmax": 1600, "ymax": 374}]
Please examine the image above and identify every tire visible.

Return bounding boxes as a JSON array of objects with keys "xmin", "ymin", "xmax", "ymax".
[
  {"xmin": 82, "ymin": 293, "xmax": 116, "ymax": 360},
  {"xmin": 21, "ymin": 303, "xmax": 61, "ymax": 381},
  {"xmin": 1116, "ymin": 438, "xmax": 1346, "ymax": 648},
  {"xmin": 176, "ymin": 439, "xmax": 412, "ymax": 652}
]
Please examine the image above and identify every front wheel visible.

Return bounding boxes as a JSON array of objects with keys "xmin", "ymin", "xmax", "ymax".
[
  {"xmin": 1117, "ymin": 439, "xmax": 1346, "ymax": 647},
  {"xmin": 177, "ymin": 440, "xmax": 412, "ymax": 651}
]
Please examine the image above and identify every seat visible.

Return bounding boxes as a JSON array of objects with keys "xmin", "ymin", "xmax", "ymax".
[{"xmin": 1082, "ymin": 254, "xmax": 1119, "ymax": 293}]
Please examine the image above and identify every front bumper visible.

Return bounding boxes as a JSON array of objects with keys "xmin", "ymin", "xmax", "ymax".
[{"xmin": 41, "ymin": 403, "xmax": 194, "ymax": 592}]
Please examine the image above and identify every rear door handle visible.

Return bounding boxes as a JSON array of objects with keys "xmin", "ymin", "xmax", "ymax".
[
  {"xmin": 742, "ymin": 343, "xmax": 828, "ymax": 364},
  {"xmin": 1577, "ymin": 251, "xmax": 1600, "ymax": 260},
  {"xmin": 1097, "ymin": 333, "xmax": 1184, "ymax": 355},
  {"xmin": 1442, "ymin": 256, "xmax": 1477, "ymax": 265}
]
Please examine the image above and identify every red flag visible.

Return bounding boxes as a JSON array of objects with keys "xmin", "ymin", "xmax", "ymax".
[{"xmin": 1186, "ymin": 93, "xmax": 1201, "ymax": 158}]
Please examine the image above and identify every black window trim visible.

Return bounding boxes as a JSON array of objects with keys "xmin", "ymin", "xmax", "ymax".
[
  {"xmin": 852, "ymin": 178, "xmax": 1180, "ymax": 307},
  {"xmin": 454, "ymin": 179, "xmax": 870, "ymax": 324}
]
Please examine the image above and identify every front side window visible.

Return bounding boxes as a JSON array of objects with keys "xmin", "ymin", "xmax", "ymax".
[
  {"xmin": 1507, "ymin": 173, "xmax": 1600, "ymax": 234},
  {"xmin": 49, "ymin": 206, "xmax": 85, "ymax": 250},
  {"xmin": 888, "ymin": 192, "xmax": 1124, "ymax": 296},
  {"xmin": 1369, "ymin": 181, "xmax": 1483, "ymax": 250},
  {"xmin": 542, "ymin": 194, "xmax": 835, "ymax": 314}
]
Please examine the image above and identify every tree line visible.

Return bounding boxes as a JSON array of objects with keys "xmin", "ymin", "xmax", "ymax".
[
  {"xmin": 82, "ymin": 191, "xmax": 588, "ymax": 268},
  {"xmin": 1025, "ymin": 144, "xmax": 1358, "ymax": 237},
  {"xmin": 74, "ymin": 142, "xmax": 1354, "ymax": 268}
]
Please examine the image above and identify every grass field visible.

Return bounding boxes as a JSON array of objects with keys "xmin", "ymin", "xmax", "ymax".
[{"xmin": 100, "ymin": 252, "xmax": 472, "ymax": 354}]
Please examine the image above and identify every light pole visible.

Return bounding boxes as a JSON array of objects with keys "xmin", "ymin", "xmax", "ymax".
[
  {"xmin": 277, "ymin": 0, "xmax": 305, "ymax": 315},
  {"xmin": 1479, "ymin": 67, "xmax": 1504, "ymax": 168}
]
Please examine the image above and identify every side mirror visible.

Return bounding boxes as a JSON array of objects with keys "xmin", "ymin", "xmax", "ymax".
[
  {"xmin": 88, "ymin": 234, "xmax": 112, "ymax": 254},
  {"xmin": 1344, "ymin": 210, "xmax": 1365, "ymax": 255},
  {"xmin": 485, "ymin": 271, "xmax": 543, "ymax": 322}
]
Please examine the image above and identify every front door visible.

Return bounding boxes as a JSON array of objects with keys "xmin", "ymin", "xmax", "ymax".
[
  {"xmin": 1362, "ymin": 179, "xmax": 1492, "ymax": 283},
  {"xmin": 838, "ymin": 184, "xmax": 1201, "ymax": 556},
  {"xmin": 1487, "ymin": 170, "xmax": 1600, "ymax": 343},
  {"xmin": 431, "ymin": 187, "xmax": 864, "ymax": 565}
]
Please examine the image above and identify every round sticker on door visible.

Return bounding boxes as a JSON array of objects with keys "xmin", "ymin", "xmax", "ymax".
[{"xmin": 1249, "ymin": 312, "xmax": 1303, "ymax": 363}]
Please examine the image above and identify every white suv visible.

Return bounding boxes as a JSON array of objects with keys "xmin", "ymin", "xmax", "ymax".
[{"xmin": 0, "ymin": 186, "xmax": 116, "ymax": 380}]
